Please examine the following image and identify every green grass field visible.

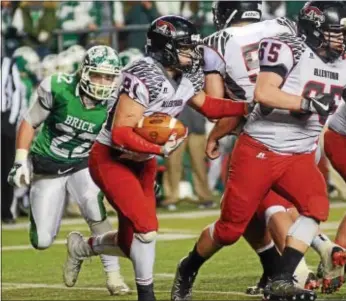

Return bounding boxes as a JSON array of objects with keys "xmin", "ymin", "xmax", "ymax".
[{"xmin": 2, "ymin": 204, "xmax": 346, "ymax": 300}]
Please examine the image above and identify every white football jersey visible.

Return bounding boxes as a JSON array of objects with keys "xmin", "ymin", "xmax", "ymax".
[
  {"xmin": 244, "ymin": 33, "xmax": 346, "ymax": 154},
  {"xmin": 97, "ymin": 57, "xmax": 204, "ymax": 160},
  {"xmin": 203, "ymin": 17, "xmax": 296, "ymax": 102},
  {"xmin": 328, "ymin": 101, "xmax": 346, "ymax": 136}
]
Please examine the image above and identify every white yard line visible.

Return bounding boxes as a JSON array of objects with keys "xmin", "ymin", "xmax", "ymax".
[
  {"xmin": 2, "ymin": 233, "xmax": 197, "ymax": 251},
  {"xmin": 3, "ymin": 202, "xmax": 345, "ymax": 231},
  {"xmin": 1, "ymin": 282, "xmax": 258, "ymax": 297},
  {"xmin": 2, "ymin": 210, "xmax": 220, "ymax": 231}
]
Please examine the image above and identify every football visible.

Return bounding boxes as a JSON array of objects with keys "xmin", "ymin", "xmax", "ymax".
[{"xmin": 134, "ymin": 113, "xmax": 186, "ymax": 145}]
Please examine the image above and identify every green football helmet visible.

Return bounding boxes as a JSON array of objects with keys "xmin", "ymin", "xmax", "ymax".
[
  {"xmin": 119, "ymin": 48, "xmax": 144, "ymax": 68},
  {"xmin": 80, "ymin": 45, "xmax": 121, "ymax": 100}
]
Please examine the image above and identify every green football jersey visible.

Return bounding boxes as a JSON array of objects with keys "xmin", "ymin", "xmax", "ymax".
[{"xmin": 31, "ymin": 73, "xmax": 109, "ymax": 164}]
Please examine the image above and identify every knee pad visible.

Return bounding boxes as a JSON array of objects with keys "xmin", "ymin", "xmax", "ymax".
[
  {"xmin": 134, "ymin": 231, "xmax": 157, "ymax": 243},
  {"xmin": 213, "ymin": 220, "xmax": 244, "ymax": 246},
  {"xmin": 288, "ymin": 216, "xmax": 319, "ymax": 246},
  {"xmin": 30, "ymin": 230, "xmax": 53, "ymax": 250},
  {"xmin": 264, "ymin": 205, "xmax": 286, "ymax": 226}
]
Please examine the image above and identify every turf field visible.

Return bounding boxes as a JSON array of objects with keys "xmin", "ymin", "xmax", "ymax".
[{"xmin": 2, "ymin": 203, "xmax": 346, "ymax": 300}]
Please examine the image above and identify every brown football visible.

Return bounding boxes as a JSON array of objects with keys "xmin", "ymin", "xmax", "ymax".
[{"xmin": 134, "ymin": 113, "xmax": 186, "ymax": 145}]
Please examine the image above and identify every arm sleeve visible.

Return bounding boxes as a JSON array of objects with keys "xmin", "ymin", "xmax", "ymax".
[
  {"xmin": 23, "ymin": 76, "xmax": 53, "ymax": 128},
  {"xmin": 258, "ymin": 38, "xmax": 294, "ymax": 79},
  {"xmin": 120, "ymin": 72, "xmax": 150, "ymax": 108}
]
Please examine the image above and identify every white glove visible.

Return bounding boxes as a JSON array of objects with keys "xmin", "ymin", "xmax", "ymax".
[
  {"xmin": 161, "ymin": 130, "xmax": 188, "ymax": 157},
  {"xmin": 8, "ymin": 149, "xmax": 31, "ymax": 188}
]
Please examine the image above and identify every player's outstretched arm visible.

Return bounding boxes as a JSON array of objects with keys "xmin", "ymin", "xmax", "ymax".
[{"xmin": 188, "ymin": 90, "xmax": 248, "ymax": 118}]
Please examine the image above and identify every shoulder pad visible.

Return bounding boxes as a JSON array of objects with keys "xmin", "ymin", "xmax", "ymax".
[
  {"xmin": 203, "ymin": 30, "xmax": 232, "ymax": 57},
  {"xmin": 275, "ymin": 17, "xmax": 297, "ymax": 35},
  {"xmin": 273, "ymin": 33, "xmax": 306, "ymax": 65}
]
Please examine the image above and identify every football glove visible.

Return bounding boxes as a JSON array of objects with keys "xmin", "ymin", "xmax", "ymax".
[
  {"xmin": 301, "ymin": 93, "xmax": 335, "ymax": 117},
  {"xmin": 161, "ymin": 130, "xmax": 188, "ymax": 157},
  {"xmin": 8, "ymin": 149, "xmax": 31, "ymax": 188}
]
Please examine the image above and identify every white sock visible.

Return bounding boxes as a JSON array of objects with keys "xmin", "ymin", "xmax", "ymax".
[
  {"xmin": 91, "ymin": 231, "xmax": 126, "ymax": 257},
  {"xmin": 130, "ymin": 236, "xmax": 156, "ymax": 286},
  {"xmin": 311, "ymin": 233, "xmax": 332, "ymax": 256}
]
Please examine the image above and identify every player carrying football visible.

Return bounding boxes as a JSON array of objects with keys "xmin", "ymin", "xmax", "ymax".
[
  {"xmin": 7, "ymin": 45, "xmax": 130, "ymax": 295},
  {"xmin": 172, "ymin": 2, "xmax": 346, "ymax": 300},
  {"xmin": 62, "ymin": 15, "xmax": 248, "ymax": 301}
]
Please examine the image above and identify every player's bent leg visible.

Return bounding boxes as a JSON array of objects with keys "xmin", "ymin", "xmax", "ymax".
[
  {"xmin": 66, "ymin": 169, "xmax": 129, "ymax": 295},
  {"xmin": 29, "ymin": 175, "xmax": 68, "ymax": 249},
  {"xmin": 265, "ymin": 153, "xmax": 328, "ymax": 300},
  {"xmin": 171, "ymin": 134, "xmax": 273, "ymax": 301},
  {"xmin": 88, "ymin": 144, "xmax": 158, "ymax": 301}
]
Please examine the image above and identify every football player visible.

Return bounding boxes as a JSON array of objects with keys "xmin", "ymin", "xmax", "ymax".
[
  {"xmin": 62, "ymin": 15, "xmax": 249, "ymax": 301},
  {"xmin": 7, "ymin": 45, "xmax": 130, "ymax": 295},
  {"xmin": 189, "ymin": 0, "xmax": 316, "ymax": 295},
  {"xmin": 172, "ymin": 1, "xmax": 346, "ymax": 300}
]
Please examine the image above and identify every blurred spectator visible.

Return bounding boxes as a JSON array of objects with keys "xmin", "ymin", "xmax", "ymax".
[
  {"xmin": 195, "ymin": 1, "xmax": 215, "ymax": 37},
  {"xmin": 286, "ymin": 1, "xmax": 305, "ymax": 21},
  {"xmin": 1, "ymin": 1, "xmax": 21, "ymax": 56},
  {"xmin": 162, "ymin": 106, "xmax": 215, "ymax": 210},
  {"xmin": 155, "ymin": 1, "xmax": 193, "ymax": 18},
  {"xmin": 125, "ymin": 1, "xmax": 159, "ymax": 51},
  {"xmin": 262, "ymin": 1, "xmax": 286, "ymax": 20},
  {"xmin": 1, "ymin": 54, "xmax": 28, "ymax": 224},
  {"xmin": 113, "ymin": 1, "xmax": 125, "ymax": 28},
  {"xmin": 57, "ymin": 1, "xmax": 97, "ymax": 49},
  {"xmin": 12, "ymin": 1, "xmax": 57, "ymax": 58}
]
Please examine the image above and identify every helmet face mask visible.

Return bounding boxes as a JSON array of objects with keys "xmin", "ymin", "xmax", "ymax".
[
  {"xmin": 298, "ymin": 1, "xmax": 346, "ymax": 62},
  {"xmin": 79, "ymin": 45, "xmax": 121, "ymax": 101},
  {"xmin": 146, "ymin": 16, "xmax": 203, "ymax": 73}
]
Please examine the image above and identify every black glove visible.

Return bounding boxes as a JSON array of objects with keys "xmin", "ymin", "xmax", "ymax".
[{"xmin": 300, "ymin": 93, "xmax": 335, "ymax": 117}]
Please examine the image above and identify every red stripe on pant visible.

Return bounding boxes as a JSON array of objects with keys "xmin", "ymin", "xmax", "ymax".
[
  {"xmin": 324, "ymin": 128, "xmax": 346, "ymax": 182},
  {"xmin": 88, "ymin": 142, "xmax": 158, "ymax": 257}
]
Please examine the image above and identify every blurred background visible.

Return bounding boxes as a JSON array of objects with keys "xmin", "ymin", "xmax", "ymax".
[{"xmin": 2, "ymin": 1, "xmax": 345, "ymax": 222}]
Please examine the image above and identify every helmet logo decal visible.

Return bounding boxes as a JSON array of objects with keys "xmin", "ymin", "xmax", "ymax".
[
  {"xmin": 341, "ymin": 18, "xmax": 346, "ymax": 27},
  {"xmin": 302, "ymin": 5, "xmax": 325, "ymax": 25},
  {"xmin": 242, "ymin": 11, "xmax": 261, "ymax": 19},
  {"xmin": 155, "ymin": 20, "xmax": 176, "ymax": 35}
]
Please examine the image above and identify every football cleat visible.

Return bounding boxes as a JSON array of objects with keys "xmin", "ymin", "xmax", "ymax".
[
  {"xmin": 263, "ymin": 273, "xmax": 317, "ymax": 301},
  {"xmin": 63, "ymin": 232, "xmax": 86, "ymax": 287},
  {"xmin": 246, "ymin": 273, "xmax": 268, "ymax": 295},
  {"xmin": 106, "ymin": 270, "xmax": 130, "ymax": 295},
  {"xmin": 304, "ymin": 272, "xmax": 320, "ymax": 290},
  {"xmin": 171, "ymin": 257, "xmax": 197, "ymax": 301},
  {"xmin": 319, "ymin": 245, "xmax": 346, "ymax": 294}
]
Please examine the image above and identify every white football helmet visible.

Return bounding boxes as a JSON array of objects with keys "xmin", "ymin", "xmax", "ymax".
[
  {"xmin": 13, "ymin": 46, "xmax": 40, "ymax": 76},
  {"xmin": 79, "ymin": 45, "xmax": 121, "ymax": 100},
  {"xmin": 41, "ymin": 54, "xmax": 58, "ymax": 78},
  {"xmin": 56, "ymin": 51, "xmax": 75, "ymax": 74},
  {"xmin": 66, "ymin": 45, "xmax": 86, "ymax": 71},
  {"xmin": 119, "ymin": 48, "xmax": 144, "ymax": 68}
]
